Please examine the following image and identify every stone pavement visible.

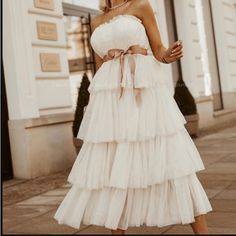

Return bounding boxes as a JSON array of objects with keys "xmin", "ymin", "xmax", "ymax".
[{"xmin": 3, "ymin": 126, "xmax": 236, "ymax": 235}]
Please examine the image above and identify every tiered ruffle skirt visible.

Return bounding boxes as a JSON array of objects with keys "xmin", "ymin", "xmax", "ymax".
[{"xmin": 54, "ymin": 55, "xmax": 212, "ymax": 230}]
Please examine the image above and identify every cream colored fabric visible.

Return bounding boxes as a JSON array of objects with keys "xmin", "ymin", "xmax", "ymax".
[{"xmin": 54, "ymin": 15, "xmax": 212, "ymax": 230}]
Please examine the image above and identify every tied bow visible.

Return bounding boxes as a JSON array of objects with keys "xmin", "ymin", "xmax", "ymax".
[{"xmin": 103, "ymin": 45, "xmax": 148, "ymax": 107}]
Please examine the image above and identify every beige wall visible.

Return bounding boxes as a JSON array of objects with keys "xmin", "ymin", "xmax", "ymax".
[
  {"xmin": 3, "ymin": 0, "xmax": 76, "ymax": 179},
  {"xmin": 173, "ymin": 0, "xmax": 236, "ymax": 127},
  {"xmin": 210, "ymin": 0, "xmax": 236, "ymax": 109}
]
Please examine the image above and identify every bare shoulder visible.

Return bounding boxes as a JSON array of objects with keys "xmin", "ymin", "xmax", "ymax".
[{"xmin": 129, "ymin": 0, "xmax": 153, "ymax": 19}]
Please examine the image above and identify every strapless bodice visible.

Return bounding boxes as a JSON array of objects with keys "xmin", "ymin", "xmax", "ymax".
[
  {"xmin": 90, "ymin": 15, "xmax": 152, "ymax": 58},
  {"xmin": 88, "ymin": 14, "xmax": 175, "ymax": 103}
]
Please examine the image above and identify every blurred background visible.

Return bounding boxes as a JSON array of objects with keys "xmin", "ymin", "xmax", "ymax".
[{"xmin": 2, "ymin": 0, "xmax": 236, "ymax": 234}]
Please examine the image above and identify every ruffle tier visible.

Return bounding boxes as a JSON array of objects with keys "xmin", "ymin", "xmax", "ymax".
[
  {"xmin": 87, "ymin": 54, "xmax": 169, "ymax": 92},
  {"xmin": 78, "ymin": 81, "xmax": 186, "ymax": 143},
  {"xmin": 54, "ymin": 54, "xmax": 212, "ymax": 231},
  {"xmin": 78, "ymin": 55, "xmax": 181, "ymax": 143},
  {"xmin": 69, "ymin": 128, "xmax": 205, "ymax": 189},
  {"xmin": 54, "ymin": 174, "xmax": 212, "ymax": 230}
]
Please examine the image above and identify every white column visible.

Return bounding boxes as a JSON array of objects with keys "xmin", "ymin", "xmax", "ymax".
[
  {"xmin": 3, "ymin": 0, "xmax": 75, "ymax": 179},
  {"xmin": 210, "ymin": 0, "xmax": 236, "ymax": 109},
  {"xmin": 173, "ymin": 0, "xmax": 218, "ymax": 128},
  {"xmin": 195, "ymin": 0, "xmax": 213, "ymax": 97},
  {"xmin": 174, "ymin": 0, "xmax": 206, "ymax": 98},
  {"xmin": 3, "ymin": 0, "xmax": 39, "ymax": 120}
]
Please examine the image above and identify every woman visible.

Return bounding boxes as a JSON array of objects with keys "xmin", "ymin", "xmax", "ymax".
[{"xmin": 54, "ymin": 0, "xmax": 213, "ymax": 234}]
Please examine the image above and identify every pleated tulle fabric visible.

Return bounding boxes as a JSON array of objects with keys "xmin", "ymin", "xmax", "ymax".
[
  {"xmin": 77, "ymin": 56, "xmax": 186, "ymax": 143},
  {"xmin": 68, "ymin": 129, "xmax": 205, "ymax": 189},
  {"xmin": 54, "ymin": 14, "xmax": 212, "ymax": 230},
  {"xmin": 54, "ymin": 174, "xmax": 212, "ymax": 230}
]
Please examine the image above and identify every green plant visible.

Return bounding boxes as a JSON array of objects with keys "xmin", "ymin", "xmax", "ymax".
[
  {"xmin": 72, "ymin": 72, "xmax": 90, "ymax": 137},
  {"xmin": 174, "ymin": 77, "xmax": 197, "ymax": 116}
]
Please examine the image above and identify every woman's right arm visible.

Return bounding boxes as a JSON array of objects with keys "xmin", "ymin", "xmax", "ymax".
[{"xmin": 94, "ymin": 53, "xmax": 104, "ymax": 71}]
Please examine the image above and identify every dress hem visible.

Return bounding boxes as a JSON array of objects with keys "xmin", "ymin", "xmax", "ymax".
[{"xmin": 54, "ymin": 208, "xmax": 213, "ymax": 231}]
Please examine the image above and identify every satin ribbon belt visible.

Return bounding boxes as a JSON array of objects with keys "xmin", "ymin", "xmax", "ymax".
[{"xmin": 103, "ymin": 45, "xmax": 148, "ymax": 107}]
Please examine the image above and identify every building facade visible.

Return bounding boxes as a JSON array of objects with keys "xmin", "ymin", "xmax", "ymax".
[{"xmin": 3, "ymin": 0, "xmax": 236, "ymax": 179}]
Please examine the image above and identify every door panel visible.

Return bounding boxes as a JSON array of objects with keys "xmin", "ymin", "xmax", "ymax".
[{"xmin": 207, "ymin": 0, "xmax": 223, "ymax": 110}]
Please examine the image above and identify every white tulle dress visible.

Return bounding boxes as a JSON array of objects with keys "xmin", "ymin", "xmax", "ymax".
[{"xmin": 54, "ymin": 14, "xmax": 212, "ymax": 230}]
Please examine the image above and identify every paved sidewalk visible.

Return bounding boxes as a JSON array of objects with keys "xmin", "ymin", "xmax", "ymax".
[{"xmin": 3, "ymin": 126, "xmax": 236, "ymax": 235}]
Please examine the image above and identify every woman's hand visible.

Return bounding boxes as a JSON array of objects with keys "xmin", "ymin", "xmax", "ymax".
[
  {"xmin": 136, "ymin": 0, "xmax": 183, "ymax": 64},
  {"xmin": 160, "ymin": 40, "xmax": 183, "ymax": 64}
]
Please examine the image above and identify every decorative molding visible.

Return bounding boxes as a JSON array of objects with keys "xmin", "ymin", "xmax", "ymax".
[
  {"xmin": 28, "ymin": 9, "xmax": 63, "ymax": 19},
  {"xmin": 34, "ymin": 0, "xmax": 54, "ymax": 11},
  {"xmin": 195, "ymin": 95, "xmax": 214, "ymax": 103},
  {"xmin": 10, "ymin": 112, "xmax": 74, "ymax": 128},
  {"xmin": 39, "ymin": 106, "xmax": 72, "ymax": 111},
  {"xmin": 62, "ymin": 2, "xmax": 100, "ymax": 16},
  {"xmin": 39, "ymin": 107, "xmax": 73, "ymax": 116},
  {"xmin": 37, "ymin": 21, "xmax": 58, "ymax": 41},
  {"xmin": 40, "ymin": 53, "xmax": 61, "ymax": 72},
  {"xmin": 35, "ymin": 75, "xmax": 69, "ymax": 80},
  {"xmin": 32, "ymin": 43, "xmax": 67, "ymax": 49},
  {"xmin": 213, "ymin": 108, "xmax": 236, "ymax": 117}
]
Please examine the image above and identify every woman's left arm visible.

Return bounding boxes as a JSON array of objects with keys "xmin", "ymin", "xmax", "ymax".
[{"xmin": 135, "ymin": 0, "xmax": 183, "ymax": 64}]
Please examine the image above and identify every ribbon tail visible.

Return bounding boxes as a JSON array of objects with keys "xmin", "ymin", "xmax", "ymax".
[
  {"xmin": 118, "ymin": 53, "xmax": 125, "ymax": 100},
  {"xmin": 129, "ymin": 55, "xmax": 141, "ymax": 107},
  {"xmin": 119, "ymin": 87, "xmax": 124, "ymax": 99},
  {"xmin": 134, "ymin": 88, "xmax": 142, "ymax": 107}
]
